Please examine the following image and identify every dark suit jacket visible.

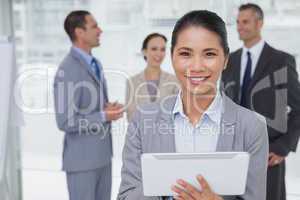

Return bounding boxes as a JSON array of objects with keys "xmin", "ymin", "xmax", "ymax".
[{"xmin": 222, "ymin": 42, "xmax": 300, "ymax": 157}]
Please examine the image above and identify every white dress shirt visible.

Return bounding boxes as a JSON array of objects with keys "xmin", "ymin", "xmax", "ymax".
[
  {"xmin": 240, "ymin": 40, "xmax": 265, "ymax": 86},
  {"xmin": 172, "ymin": 91, "xmax": 223, "ymax": 153}
]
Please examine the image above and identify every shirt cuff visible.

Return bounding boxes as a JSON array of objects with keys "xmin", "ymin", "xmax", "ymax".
[{"xmin": 100, "ymin": 111, "xmax": 107, "ymax": 122}]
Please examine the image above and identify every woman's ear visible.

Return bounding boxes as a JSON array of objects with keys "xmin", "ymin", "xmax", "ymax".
[
  {"xmin": 223, "ymin": 56, "xmax": 229, "ymax": 70},
  {"xmin": 142, "ymin": 49, "xmax": 147, "ymax": 60}
]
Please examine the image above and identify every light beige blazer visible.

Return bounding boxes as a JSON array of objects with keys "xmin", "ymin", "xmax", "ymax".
[{"xmin": 125, "ymin": 70, "xmax": 179, "ymax": 121}]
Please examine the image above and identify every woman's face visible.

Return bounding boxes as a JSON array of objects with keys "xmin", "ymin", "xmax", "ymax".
[
  {"xmin": 172, "ymin": 26, "xmax": 227, "ymax": 96},
  {"xmin": 143, "ymin": 37, "xmax": 166, "ymax": 68}
]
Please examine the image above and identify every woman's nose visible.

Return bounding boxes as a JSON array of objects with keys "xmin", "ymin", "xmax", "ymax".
[{"xmin": 190, "ymin": 56, "xmax": 206, "ymax": 71}]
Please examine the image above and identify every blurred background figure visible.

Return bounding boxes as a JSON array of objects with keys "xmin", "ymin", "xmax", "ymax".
[
  {"xmin": 53, "ymin": 10, "xmax": 123, "ymax": 200},
  {"xmin": 222, "ymin": 3, "xmax": 300, "ymax": 200},
  {"xmin": 125, "ymin": 33, "xmax": 179, "ymax": 121}
]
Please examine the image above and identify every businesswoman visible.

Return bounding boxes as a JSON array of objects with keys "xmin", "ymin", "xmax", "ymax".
[
  {"xmin": 118, "ymin": 10, "xmax": 268, "ymax": 200},
  {"xmin": 125, "ymin": 33, "xmax": 179, "ymax": 121}
]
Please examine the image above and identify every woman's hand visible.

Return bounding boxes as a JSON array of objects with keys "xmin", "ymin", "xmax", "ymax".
[{"xmin": 171, "ymin": 175, "xmax": 223, "ymax": 200}]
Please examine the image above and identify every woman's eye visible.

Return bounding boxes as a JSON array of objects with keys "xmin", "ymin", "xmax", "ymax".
[
  {"xmin": 206, "ymin": 52, "xmax": 217, "ymax": 57},
  {"xmin": 179, "ymin": 52, "xmax": 190, "ymax": 57}
]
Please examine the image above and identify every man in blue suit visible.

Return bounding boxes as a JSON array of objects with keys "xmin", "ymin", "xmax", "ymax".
[{"xmin": 53, "ymin": 10, "xmax": 124, "ymax": 200}]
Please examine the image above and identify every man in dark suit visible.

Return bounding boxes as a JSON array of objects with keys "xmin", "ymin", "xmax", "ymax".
[
  {"xmin": 222, "ymin": 3, "xmax": 300, "ymax": 200},
  {"xmin": 53, "ymin": 10, "xmax": 124, "ymax": 200}
]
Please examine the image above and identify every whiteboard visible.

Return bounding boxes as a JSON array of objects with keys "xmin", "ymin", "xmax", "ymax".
[{"xmin": 0, "ymin": 39, "xmax": 14, "ymax": 182}]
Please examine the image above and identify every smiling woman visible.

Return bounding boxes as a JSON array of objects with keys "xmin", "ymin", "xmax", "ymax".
[
  {"xmin": 125, "ymin": 32, "xmax": 179, "ymax": 121},
  {"xmin": 171, "ymin": 25, "xmax": 228, "ymax": 125},
  {"xmin": 118, "ymin": 10, "xmax": 269, "ymax": 200}
]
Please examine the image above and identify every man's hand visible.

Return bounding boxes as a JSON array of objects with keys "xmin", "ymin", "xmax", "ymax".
[
  {"xmin": 104, "ymin": 101, "xmax": 124, "ymax": 121},
  {"xmin": 171, "ymin": 175, "xmax": 223, "ymax": 200},
  {"xmin": 268, "ymin": 152, "xmax": 285, "ymax": 167}
]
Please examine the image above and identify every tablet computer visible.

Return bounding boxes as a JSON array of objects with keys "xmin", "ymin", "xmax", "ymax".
[{"xmin": 141, "ymin": 152, "xmax": 249, "ymax": 196}]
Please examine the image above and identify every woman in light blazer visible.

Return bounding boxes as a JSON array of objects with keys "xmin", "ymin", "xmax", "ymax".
[
  {"xmin": 118, "ymin": 10, "xmax": 268, "ymax": 200},
  {"xmin": 125, "ymin": 33, "xmax": 179, "ymax": 121}
]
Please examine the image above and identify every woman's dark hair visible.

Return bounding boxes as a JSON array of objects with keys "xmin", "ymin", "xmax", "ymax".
[
  {"xmin": 171, "ymin": 10, "xmax": 229, "ymax": 56},
  {"xmin": 142, "ymin": 33, "xmax": 167, "ymax": 60},
  {"xmin": 64, "ymin": 10, "xmax": 91, "ymax": 42}
]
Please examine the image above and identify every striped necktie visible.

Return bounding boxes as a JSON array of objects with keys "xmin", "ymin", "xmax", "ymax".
[{"xmin": 91, "ymin": 57, "xmax": 100, "ymax": 80}]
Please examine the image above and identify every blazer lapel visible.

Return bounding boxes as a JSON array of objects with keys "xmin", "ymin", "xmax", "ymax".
[
  {"xmin": 70, "ymin": 48, "xmax": 101, "ymax": 85},
  {"xmin": 98, "ymin": 61, "xmax": 109, "ymax": 102},
  {"xmin": 135, "ymin": 70, "xmax": 171, "ymax": 105},
  {"xmin": 216, "ymin": 95, "xmax": 237, "ymax": 151},
  {"xmin": 232, "ymin": 50, "xmax": 242, "ymax": 103},
  {"xmin": 233, "ymin": 50, "xmax": 242, "ymax": 102},
  {"xmin": 158, "ymin": 71, "xmax": 168, "ymax": 97},
  {"xmin": 102, "ymin": 76, "xmax": 109, "ymax": 102},
  {"xmin": 156, "ymin": 96, "xmax": 177, "ymax": 153},
  {"xmin": 248, "ymin": 43, "xmax": 271, "ymax": 92},
  {"xmin": 136, "ymin": 71, "xmax": 151, "ymax": 104}
]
